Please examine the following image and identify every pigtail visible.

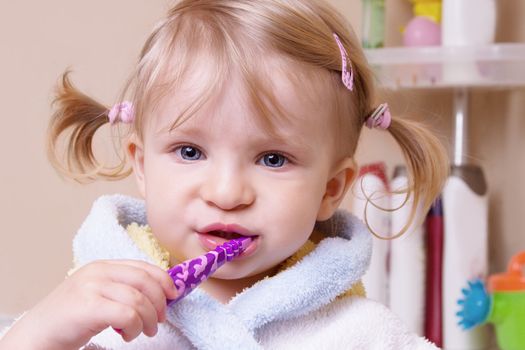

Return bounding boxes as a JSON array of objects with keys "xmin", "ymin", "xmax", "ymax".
[
  {"xmin": 375, "ymin": 116, "xmax": 449, "ymax": 239},
  {"xmin": 47, "ymin": 70, "xmax": 131, "ymax": 183}
]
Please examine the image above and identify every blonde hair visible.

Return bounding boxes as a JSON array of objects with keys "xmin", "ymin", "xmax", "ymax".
[{"xmin": 48, "ymin": 0, "xmax": 448, "ymax": 237}]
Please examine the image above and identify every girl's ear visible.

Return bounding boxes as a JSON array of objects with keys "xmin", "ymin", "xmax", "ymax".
[
  {"xmin": 317, "ymin": 157, "xmax": 356, "ymax": 221},
  {"xmin": 126, "ymin": 136, "xmax": 146, "ymax": 198}
]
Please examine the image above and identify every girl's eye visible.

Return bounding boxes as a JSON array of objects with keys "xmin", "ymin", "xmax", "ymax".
[
  {"xmin": 177, "ymin": 145, "xmax": 202, "ymax": 161},
  {"xmin": 261, "ymin": 153, "xmax": 288, "ymax": 168}
]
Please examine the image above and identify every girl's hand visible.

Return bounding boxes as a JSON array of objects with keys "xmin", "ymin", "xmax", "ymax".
[{"xmin": 0, "ymin": 260, "xmax": 179, "ymax": 350}]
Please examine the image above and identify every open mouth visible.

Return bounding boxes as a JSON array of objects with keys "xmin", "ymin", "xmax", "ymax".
[
  {"xmin": 207, "ymin": 230, "xmax": 248, "ymax": 240},
  {"xmin": 196, "ymin": 223, "xmax": 260, "ymax": 257},
  {"xmin": 197, "ymin": 225, "xmax": 260, "ymax": 257}
]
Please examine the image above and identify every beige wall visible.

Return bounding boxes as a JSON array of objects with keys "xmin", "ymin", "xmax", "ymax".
[
  {"xmin": 1, "ymin": 0, "xmax": 523, "ymax": 316},
  {"xmin": 0, "ymin": 0, "xmax": 164, "ymax": 315}
]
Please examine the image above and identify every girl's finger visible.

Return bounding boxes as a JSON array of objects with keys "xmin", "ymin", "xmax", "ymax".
[
  {"xmin": 101, "ymin": 282, "xmax": 159, "ymax": 338},
  {"xmin": 103, "ymin": 260, "xmax": 179, "ymax": 300},
  {"xmin": 97, "ymin": 262, "xmax": 171, "ymax": 321},
  {"xmin": 89, "ymin": 297, "xmax": 144, "ymax": 343}
]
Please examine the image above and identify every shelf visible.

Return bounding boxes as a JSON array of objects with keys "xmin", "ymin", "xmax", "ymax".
[{"xmin": 364, "ymin": 44, "xmax": 525, "ymax": 90}]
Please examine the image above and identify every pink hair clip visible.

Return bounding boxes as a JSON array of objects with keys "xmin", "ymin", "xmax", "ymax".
[
  {"xmin": 108, "ymin": 101, "xmax": 135, "ymax": 124},
  {"xmin": 333, "ymin": 33, "xmax": 354, "ymax": 91},
  {"xmin": 365, "ymin": 103, "xmax": 391, "ymax": 130}
]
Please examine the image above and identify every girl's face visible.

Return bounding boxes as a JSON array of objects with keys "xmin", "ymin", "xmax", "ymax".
[{"xmin": 128, "ymin": 68, "xmax": 354, "ymax": 281}]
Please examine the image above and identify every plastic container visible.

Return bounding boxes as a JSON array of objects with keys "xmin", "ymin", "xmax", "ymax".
[
  {"xmin": 458, "ymin": 252, "xmax": 525, "ymax": 350},
  {"xmin": 441, "ymin": 0, "xmax": 497, "ymax": 84},
  {"xmin": 351, "ymin": 162, "xmax": 390, "ymax": 305},
  {"xmin": 443, "ymin": 165, "xmax": 489, "ymax": 349},
  {"xmin": 442, "ymin": 0, "xmax": 496, "ymax": 46},
  {"xmin": 389, "ymin": 166, "xmax": 426, "ymax": 336},
  {"xmin": 424, "ymin": 197, "xmax": 444, "ymax": 347},
  {"xmin": 403, "ymin": 16, "xmax": 441, "ymax": 47},
  {"xmin": 361, "ymin": 0, "xmax": 385, "ymax": 48}
]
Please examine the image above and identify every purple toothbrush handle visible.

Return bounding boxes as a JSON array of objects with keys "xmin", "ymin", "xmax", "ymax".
[{"xmin": 166, "ymin": 237, "xmax": 251, "ymax": 305}]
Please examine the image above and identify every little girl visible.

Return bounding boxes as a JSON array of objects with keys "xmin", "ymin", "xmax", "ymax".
[{"xmin": 0, "ymin": 0, "xmax": 448, "ymax": 349}]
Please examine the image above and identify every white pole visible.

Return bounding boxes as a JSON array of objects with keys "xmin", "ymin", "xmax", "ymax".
[{"xmin": 453, "ymin": 88, "xmax": 469, "ymax": 166}]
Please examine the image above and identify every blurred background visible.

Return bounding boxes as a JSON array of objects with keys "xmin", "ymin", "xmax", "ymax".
[{"xmin": 0, "ymin": 0, "xmax": 524, "ymax": 346}]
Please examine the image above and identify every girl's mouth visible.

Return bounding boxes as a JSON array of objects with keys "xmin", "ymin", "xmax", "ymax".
[
  {"xmin": 208, "ymin": 230, "xmax": 246, "ymax": 240},
  {"xmin": 196, "ymin": 227, "xmax": 259, "ymax": 258}
]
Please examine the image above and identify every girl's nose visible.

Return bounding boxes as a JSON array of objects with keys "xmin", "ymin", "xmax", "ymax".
[{"xmin": 199, "ymin": 164, "xmax": 255, "ymax": 211}]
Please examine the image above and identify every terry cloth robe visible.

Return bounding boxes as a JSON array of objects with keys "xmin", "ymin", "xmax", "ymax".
[{"xmin": 4, "ymin": 195, "xmax": 439, "ymax": 349}]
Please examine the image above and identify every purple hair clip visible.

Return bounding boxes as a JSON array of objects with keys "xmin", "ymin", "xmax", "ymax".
[{"xmin": 333, "ymin": 33, "xmax": 354, "ymax": 91}]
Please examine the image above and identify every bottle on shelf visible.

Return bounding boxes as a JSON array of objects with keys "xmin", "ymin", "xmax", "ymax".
[
  {"xmin": 361, "ymin": 0, "xmax": 386, "ymax": 49},
  {"xmin": 403, "ymin": 0, "xmax": 442, "ymax": 47},
  {"xmin": 442, "ymin": 0, "xmax": 496, "ymax": 46}
]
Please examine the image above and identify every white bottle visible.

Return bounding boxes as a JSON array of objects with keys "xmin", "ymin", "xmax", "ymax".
[
  {"xmin": 442, "ymin": 166, "xmax": 489, "ymax": 349},
  {"xmin": 351, "ymin": 163, "xmax": 390, "ymax": 305},
  {"xmin": 442, "ymin": 0, "xmax": 496, "ymax": 46},
  {"xmin": 441, "ymin": 0, "xmax": 496, "ymax": 84},
  {"xmin": 389, "ymin": 166, "xmax": 426, "ymax": 336}
]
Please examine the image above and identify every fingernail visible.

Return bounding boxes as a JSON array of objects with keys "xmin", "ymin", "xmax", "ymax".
[
  {"xmin": 172, "ymin": 285, "xmax": 180, "ymax": 298},
  {"xmin": 147, "ymin": 325, "xmax": 159, "ymax": 337}
]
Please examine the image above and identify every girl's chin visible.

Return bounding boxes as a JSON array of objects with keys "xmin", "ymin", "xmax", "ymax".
[{"xmin": 208, "ymin": 261, "xmax": 279, "ymax": 281}]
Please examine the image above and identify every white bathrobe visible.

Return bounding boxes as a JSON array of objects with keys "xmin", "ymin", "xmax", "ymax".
[{"xmin": 3, "ymin": 195, "xmax": 439, "ymax": 349}]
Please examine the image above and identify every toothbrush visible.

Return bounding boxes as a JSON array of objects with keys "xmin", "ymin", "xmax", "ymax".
[
  {"xmin": 113, "ymin": 237, "xmax": 252, "ymax": 335},
  {"xmin": 166, "ymin": 236, "xmax": 252, "ymax": 305}
]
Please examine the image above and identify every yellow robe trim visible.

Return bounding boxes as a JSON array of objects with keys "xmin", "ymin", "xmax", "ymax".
[
  {"xmin": 127, "ymin": 223, "xmax": 170, "ymax": 270},
  {"xmin": 125, "ymin": 224, "xmax": 365, "ymax": 299}
]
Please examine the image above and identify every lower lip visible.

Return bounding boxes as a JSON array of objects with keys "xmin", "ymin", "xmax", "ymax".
[{"xmin": 196, "ymin": 232, "xmax": 259, "ymax": 259}]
